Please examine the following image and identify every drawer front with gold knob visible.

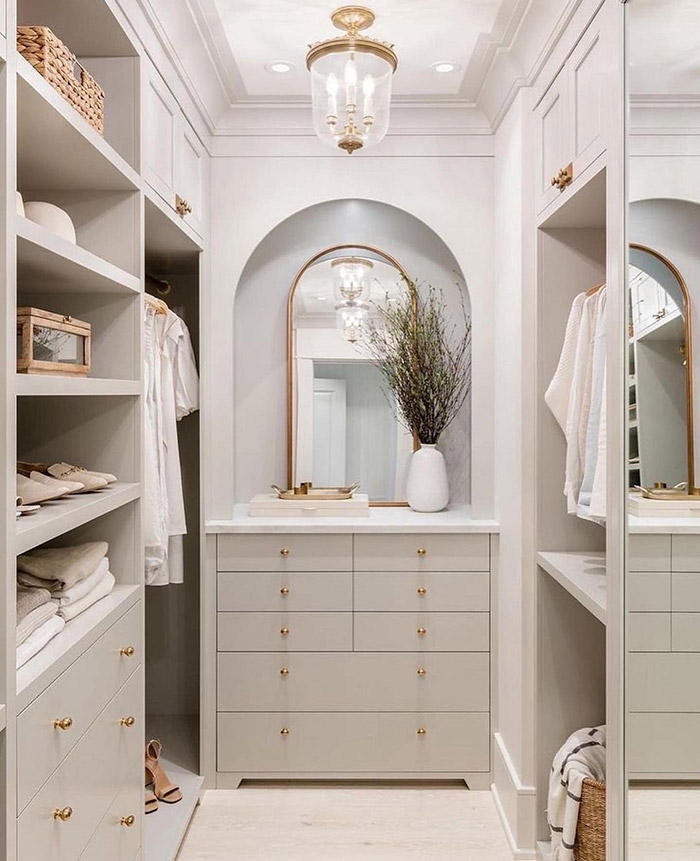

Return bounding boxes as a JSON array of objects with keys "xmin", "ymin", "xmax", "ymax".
[
  {"xmin": 17, "ymin": 600, "xmax": 142, "ymax": 813},
  {"xmin": 354, "ymin": 571, "xmax": 489, "ymax": 612},
  {"xmin": 217, "ymin": 571, "xmax": 352, "ymax": 612},
  {"xmin": 217, "ymin": 612, "xmax": 353, "ymax": 652},
  {"xmin": 18, "ymin": 668, "xmax": 143, "ymax": 860},
  {"xmin": 218, "ymin": 652, "xmax": 489, "ymax": 712},
  {"xmin": 79, "ymin": 781, "xmax": 142, "ymax": 861},
  {"xmin": 217, "ymin": 534, "xmax": 352, "ymax": 572},
  {"xmin": 218, "ymin": 712, "xmax": 490, "ymax": 773},
  {"xmin": 354, "ymin": 613, "xmax": 489, "ymax": 652},
  {"xmin": 353, "ymin": 534, "xmax": 489, "ymax": 572}
]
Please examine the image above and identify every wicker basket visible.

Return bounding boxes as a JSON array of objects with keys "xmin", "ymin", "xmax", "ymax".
[
  {"xmin": 573, "ymin": 778, "xmax": 606, "ymax": 861},
  {"xmin": 17, "ymin": 26, "xmax": 104, "ymax": 135}
]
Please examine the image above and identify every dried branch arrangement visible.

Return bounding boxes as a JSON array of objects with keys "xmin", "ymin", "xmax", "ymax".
[{"xmin": 363, "ymin": 281, "xmax": 472, "ymax": 445}]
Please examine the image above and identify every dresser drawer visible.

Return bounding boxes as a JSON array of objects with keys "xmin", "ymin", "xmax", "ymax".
[
  {"xmin": 217, "ymin": 612, "xmax": 352, "ymax": 652},
  {"xmin": 17, "ymin": 601, "xmax": 142, "ymax": 813},
  {"xmin": 671, "ymin": 535, "xmax": 700, "ymax": 572},
  {"xmin": 354, "ymin": 612, "xmax": 489, "ymax": 652},
  {"xmin": 627, "ymin": 572, "xmax": 670, "ymax": 612},
  {"xmin": 218, "ymin": 652, "xmax": 489, "ymax": 712},
  {"xmin": 354, "ymin": 534, "xmax": 489, "ymax": 572},
  {"xmin": 217, "ymin": 571, "xmax": 352, "ymax": 612},
  {"xmin": 627, "ymin": 613, "xmax": 670, "ymax": 652},
  {"xmin": 18, "ymin": 668, "xmax": 143, "ymax": 861},
  {"xmin": 217, "ymin": 534, "xmax": 352, "ymax": 571},
  {"xmin": 355, "ymin": 571, "xmax": 489, "ymax": 612},
  {"xmin": 79, "ymin": 782, "xmax": 142, "ymax": 861},
  {"xmin": 628, "ymin": 713, "xmax": 700, "ymax": 774},
  {"xmin": 672, "ymin": 614, "xmax": 700, "ymax": 651},
  {"xmin": 628, "ymin": 652, "xmax": 700, "ymax": 711},
  {"xmin": 218, "ymin": 712, "xmax": 490, "ymax": 773},
  {"xmin": 672, "ymin": 573, "xmax": 700, "ymax": 611}
]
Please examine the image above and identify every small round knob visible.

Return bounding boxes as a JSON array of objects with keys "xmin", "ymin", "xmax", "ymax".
[
  {"xmin": 417, "ymin": 587, "xmax": 427, "ymax": 596},
  {"xmin": 280, "ymin": 548, "xmax": 290, "ymax": 557},
  {"xmin": 280, "ymin": 727, "xmax": 290, "ymax": 736},
  {"xmin": 280, "ymin": 587, "xmax": 290, "ymax": 596},
  {"xmin": 280, "ymin": 627, "xmax": 290, "ymax": 636},
  {"xmin": 53, "ymin": 806, "xmax": 73, "ymax": 822},
  {"xmin": 120, "ymin": 716, "xmax": 135, "ymax": 728},
  {"xmin": 417, "ymin": 548, "xmax": 427, "ymax": 556},
  {"xmin": 280, "ymin": 667, "xmax": 290, "ymax": 676},
  {"xmin": 53, "ymin": 717, "xmax": 73, "ymax": 731},
  {"xmin": 417, "ymin": 668, "xmax": 427, "ymax": 676},
  {"xmin": 417, "ymin": 727, "xmax": 427, "ymax": 736},
  {"xmin": 120, "ymin": 815, "xmax": 136, "ymax": 828},
  {"xmin": 120, "ymin": 646, "xmax": 135, "ymax": 657},
  {"xmin": 551, "ymin": 175, "xmax": 559, "ymax": 187},
  {"xmin": 417, "ymin": 627, "xmax": 427, "ymax": 636}
]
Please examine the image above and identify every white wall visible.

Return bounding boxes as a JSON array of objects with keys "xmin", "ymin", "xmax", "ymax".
[{"xmin": 206, "ymin": 149, "xmax": 495, "ymax": 519}]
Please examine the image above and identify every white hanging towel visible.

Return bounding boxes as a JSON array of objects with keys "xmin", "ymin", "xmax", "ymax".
[
  {"xmin": 545, "ymin": 292, "xmax": 586, "ymax": 433},
  {"xmin": 548, "ymin": 725, "xmax": 606, "ymax": 861}
]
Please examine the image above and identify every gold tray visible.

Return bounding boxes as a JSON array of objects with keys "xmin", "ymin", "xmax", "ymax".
[
  {"xmin": 271, "ymin": 482, "xmax": 360, "ymax": 500},
  {"xmin": 635, "ymin": 485, "xmax": 700, "ymax": 500}
]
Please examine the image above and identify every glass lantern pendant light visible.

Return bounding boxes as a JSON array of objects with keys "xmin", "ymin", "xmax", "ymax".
[
  {"xmin": 332, "ymin": 256, "xmax": 373, "ymax": 301},
  {"xmin": 306, "ymin": 6, "xmax": 398, "ymax": 155}
]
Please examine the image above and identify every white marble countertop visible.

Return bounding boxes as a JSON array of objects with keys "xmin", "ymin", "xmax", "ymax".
[
  {"xmin": 629, "ymin": 514, "xmax": 700, "ymax": 534},
  {"xmin": 207, "ymin": 504, "xmax": 499, "ymax": 534}
]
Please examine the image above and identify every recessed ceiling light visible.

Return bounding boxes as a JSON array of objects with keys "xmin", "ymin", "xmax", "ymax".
[
  {"xmin": 266, "ymin": 61, "xmax": 294, "ymax": 74},
  {"xmin": 432, "ymin": 61, "xmax": 461, "ymax": 74}
]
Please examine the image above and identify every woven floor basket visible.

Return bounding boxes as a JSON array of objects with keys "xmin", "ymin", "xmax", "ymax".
[
  {"xmin": 573, "ymin": 778, "xmax": 606, "ymax": 861},
  {"xmin": 17, "ymin": 26, "xmax": 104, "ymax": 135}
]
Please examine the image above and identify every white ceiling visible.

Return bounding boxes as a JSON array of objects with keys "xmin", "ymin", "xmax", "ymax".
[
  {"xmin": 629, "ymin": 0, "xmax": 700, "ymax": 96},
  {"xmin": 192, "ymin": 0, "xmax": 528, "ymax": 104}
]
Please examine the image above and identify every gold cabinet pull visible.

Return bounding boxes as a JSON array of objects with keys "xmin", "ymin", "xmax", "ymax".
[
  {"xmin": 280, "ymin": 727, "xmax": 290, "ymax": 736},
  {"xmin": 53, "ymin": 717, "xmax": 73, "ymax": 731},
  {"xmin": 280, "ymin": 667, "xmax": 290, "ymax": 675},
  {"xmin": 280, "ymin": 626, "xmax": 290, "ymax": 636},
  {"xmin": 417, "ymin": 627, "xmax": 427, "ymax": 636},
  {"xmin": 280, "ymin": 586, "xmax": 290, "ymax": 596},
  {"xmin": 120, "ymin": 716, "xmax": 136, "ymax": 728},
  {"xmin": 175, "ymin": 194, "xmax": 192, "ymax": 216},
  {"xmin": 417, "ymin": 547, "xmax": 427, "ymax": 556},
  {"xmin": 120, "ymin": 646, "xmax": 135, "ymax": 657},
  {"xmin": 417, "ymin": 667, "xmax": 427, "ymax": 676},
  {"xmin": 120, "ymin": 815, "xmax": 136, "ymax": 827},
  {"xmin": 417, "ymin": 727, "xmax": 427, "ymax": 736},
  {"xmin": 417, "ymin": 587, "xmax": 427, "ymax": 596},
  {"xmin": 280, "ymin": 547, "xmax": 290, "ymax": 557},
  {"xmin": 53, "ymin": 806, "xmax": 73, "ymax": 821}
]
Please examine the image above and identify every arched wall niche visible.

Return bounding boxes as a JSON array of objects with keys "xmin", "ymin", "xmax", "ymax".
[{"xmin": 232, "ymin": 198, "xmax": 473, "ymax": 504}]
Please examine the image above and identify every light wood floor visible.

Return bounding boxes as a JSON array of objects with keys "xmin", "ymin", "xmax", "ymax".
[
  {"xmin": 177, "ymin": 786, "xmax": 513, "ymax": 860},
  {"xmin": 629, "ymin": 788, "xmax": 700, "ymax": 859}
]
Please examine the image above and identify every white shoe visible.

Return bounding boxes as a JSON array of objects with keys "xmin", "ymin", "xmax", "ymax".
[
  {"xmin": 30, "ymin": 471, "xmax": 85, "ymax": 494},
  {"xmin": 17, "ymin": 474, "xmax": 71, "ymax": 505},
  {"xmin": 48, "ymin": 462, "xmax": 116, "ymax": 486}
]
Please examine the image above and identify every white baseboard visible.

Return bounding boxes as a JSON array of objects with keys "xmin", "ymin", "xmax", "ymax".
[{"xmin": 491, "ymin": 732, "xmax": 537, "ymax": 860}]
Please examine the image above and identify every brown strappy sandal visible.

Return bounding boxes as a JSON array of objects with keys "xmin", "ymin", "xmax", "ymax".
[
  {"xmin": 145, "ymin": 789, "xmax": 159, "ymax": 814},
  {"xmin": 145, "ymin": 739, "xmax": 182, "ymax": 804}
]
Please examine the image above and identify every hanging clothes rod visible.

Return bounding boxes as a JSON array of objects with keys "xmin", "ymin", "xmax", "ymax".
[{"xmin": 145, "ymin": 273, "xmax": 172, "ymax": 296}]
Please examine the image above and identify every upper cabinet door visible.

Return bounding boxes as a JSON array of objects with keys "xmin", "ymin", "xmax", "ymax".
[
  {"xmin": 535, "ymin": 74, "xmax": 570, "ymax": 214},
  {"xmin": 144, "ymin": 64, "xmax": 179, "ymax": 209},
  {"xmin": 174, "ymin": 117, "xmax": 205, "ymax": 237},
  {"xmin": 568, "ymin": 8, "xmax": 607, "ymax": 182}
]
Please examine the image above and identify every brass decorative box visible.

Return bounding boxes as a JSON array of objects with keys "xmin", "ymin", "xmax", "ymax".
[{"xmin": 17, "ymin": 307, "xmax": 91, "ymax": 376}]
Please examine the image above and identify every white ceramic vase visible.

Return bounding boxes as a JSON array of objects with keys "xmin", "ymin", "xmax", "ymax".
[{"xmin": 406, "ymin": 444, "xmax": 449, "ymax": 512}]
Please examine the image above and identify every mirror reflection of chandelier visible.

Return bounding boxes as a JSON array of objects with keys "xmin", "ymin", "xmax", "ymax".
[
  {"xmin": 306, "ymin": 6, "xmax": 398, "ymax": 155},
  {"xmin": 332, "ymin": 256, "xmax": 374, "ymax": 342},
  {"xmin": 336, "ymin": 299, "xmax": 369, "ymax": 343}
]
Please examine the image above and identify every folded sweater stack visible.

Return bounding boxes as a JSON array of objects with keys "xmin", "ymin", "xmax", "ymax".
[{"xmin": 16, "ymin": 542, "xmax": 115, "ymax": 669}]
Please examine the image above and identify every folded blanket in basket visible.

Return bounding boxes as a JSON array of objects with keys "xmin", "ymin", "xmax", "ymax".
[
  {"xmin": 57, "ymin": 571, "xmax": 115, "ymax": 622},
  {"xmin": 17, "ymin": 541, "xmax": 108, "ymax": 591},
  {"xmin": 16, "ymin": 614, "xmax": 65, "ymax": 669},
  {"xmin": 548, "ymin": 725, "xmax": 606, "ymax": 861},
  {"xmin": 16, "ymin": 600, "xmax": 58, "ymax": 646},
  {"xmin": 16, "ymin": 583, "xmax": 52, "ymax": 623},
  {"xmin": 52, "ymin": 558, "xmax": 110, "ymax": 607}
]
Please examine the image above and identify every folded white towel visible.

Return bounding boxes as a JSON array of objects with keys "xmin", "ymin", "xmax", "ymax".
[
  {"xmin": 16, "ymin": 600, "xmax": 58, "ymax": 646},
  {"xmin": 57, "ymin": 571, "xmax": 115, "ymax": 621},
  {"xmin": 17, "ymin": 541, "xmax": 109, "ymax": 590},
  {"xmin": 16, "ymin": 614, "xmax": 65, "ymax": 669},
  {"xmin": 548, "ymin": 726, "xmax": 606, "ymax": 861},
  {"xmin": 52, "ymin": 558, "xmax": 110, "ymax": 607}
]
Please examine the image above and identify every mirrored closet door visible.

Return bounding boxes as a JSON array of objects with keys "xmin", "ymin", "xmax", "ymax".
[{"xmin": 626, "ymin": 1, "xmax": 700, "ymax": 857}]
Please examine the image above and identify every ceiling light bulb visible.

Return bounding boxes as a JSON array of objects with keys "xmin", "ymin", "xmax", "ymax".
[
  {"xmin": 267, "ymin": 62, "xmax": 294, "ymax": 73},
  {"xmin": 432, "ymin": 62, "xmax": 460, "ymax": 74}
]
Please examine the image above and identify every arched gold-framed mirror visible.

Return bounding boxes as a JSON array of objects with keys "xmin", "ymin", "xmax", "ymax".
[
  {"xmin": 629, "ymin": 243, "xmax": 694, "ymax": 491},
  {"xmin": 286, "ymin": 243, "xmax": 417, "ymax": 506}
]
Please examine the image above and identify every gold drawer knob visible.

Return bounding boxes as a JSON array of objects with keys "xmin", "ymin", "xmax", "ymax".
[
  {"xmin": 417, "ymin": 627, "xmax": 427, "ymax": 636},
  {"xmin": 417, "ymin": 548, "xmax": 427, "ymax": 556},
  {"xmin": 120, "ymin": 646, "xmax": 135, "ymax": 657},
  {"xmin": 120, "ymin": 716, "xmax": 136, "ymax": 728},
  {"xmin": 280, "ymin": 627, "xmax": 290, "ymax": 636},
  {"xmin": 53, "ymin": 717, "xmax": 73, "ymax": 731},
  {"xmin": 175, "ymin": 194, "xmax": 192, "ymax": 216},
  {"xmin": 417, "ymin": 727, "xmax": 427, "ymax": 736},
  {"xmin": 280, "ymin": 667, "xmax": 290, "ymax": 675},
  {"xmin": 417, "ymin": 667, "xmax": 427, "ymax": 676},
  {"xmin": 120, "ymin": 815, "xmax": 136, "ymax": 828},
  {"xmin": 417, "ymin": 587, "xmax": 427, "ymax": 596},
  {"xmin": 280, "ymin": 727, "xmax": 290, "ymax": 736},
  {"xmin": 53, "ymin": 806, "xmax": 73, "ymax": 822},
  {"xmin": 280, "ymin": 548, "xmax": 290, "ymax": 557},
  {"xmin": 280, "ymin": 586, "xmax": 290, "ymax": 596}
]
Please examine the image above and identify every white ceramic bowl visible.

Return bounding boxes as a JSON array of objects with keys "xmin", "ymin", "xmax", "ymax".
[{"xmin": 24, "ymin": 201, "xmax": 77, "ymax": 244}]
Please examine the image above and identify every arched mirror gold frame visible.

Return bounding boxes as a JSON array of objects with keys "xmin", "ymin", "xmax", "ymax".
[
  {"xmin": 286, "ymin": 243, "xmax": 417, "ymax": 506},
  {"xmin": 630, "ymin": 242, "xmax": 694, "ymax": 491}
]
